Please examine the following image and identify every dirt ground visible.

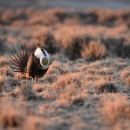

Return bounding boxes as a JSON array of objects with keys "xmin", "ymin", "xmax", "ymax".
[{"xmin": 0, "ymin": 4, "xmax": 130, "ymax": 130}]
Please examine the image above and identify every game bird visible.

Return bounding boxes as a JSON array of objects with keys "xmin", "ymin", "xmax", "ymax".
[{"xmin": 10, "ymin": 44, "xmax": 52, "ymax": 79}]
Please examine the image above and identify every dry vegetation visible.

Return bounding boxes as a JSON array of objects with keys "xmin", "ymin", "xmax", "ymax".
[{"xmin": 0, "ymin": 7, "xmax": 130, "ymax": 130}]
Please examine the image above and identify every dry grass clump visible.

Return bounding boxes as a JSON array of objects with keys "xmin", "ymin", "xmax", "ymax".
[
  {"xmin": 111, "ymin": 39, "xmax": 130, "ymax": 58},
  {"xmin": 0, "ymin": 98, "xmax": 48, "ymax": 130},
  {"xmin": 100, "ymin": 96, "xmax": 130, "ymax": 124},
  {"xmin": 52, "ymin": 73, "xmax": 87, "ymax": 106},
  {"xmin": 33, "ymin": 84, "xmax": 44, "ymax": 92},
  {"xmin": 65, "ymin": 35, "xmax": 95, "ymax": 60},
  {"xmin": 124, "ymin": 78, "xmax": 130, "ymax": 88},
  {"xmin": 30, "ymin": 29, "xmax": 59, "ymax": 54},
  {"xmin": 0, "ymin": 56, "xmax": 9, "ymax": 67},
  {"xmin": 0, "ymin": 38, "xmax": 6, "ymax": 55},
  {"xmin": 9, "ymin": 87, "xmax": 20, "ymax": 98},
  {"xmin": 1, "ymin": 9, "xmax": 15, "ymax": 24},
  {"xmin": 0, "ymin": 99, "xmax": 25, "ymax": 128},
  {"xmin": 71, "ymin": 94, "xmax": 86, "ymax": 106},
  {"xmin": 57, "ymin": 91, "xmax": 86, "ymax": 106},
  {"xmin": 52, "ymin": 72, "xmax": 82, "ymax": 90},
  {"xmin": 101, "ymin": 38, "xmax": 130, "ymax": 59},
  {"xmin": 7, "ymin": 77, "xmax": 20, "ymax": 87},
  {"xmin": 0, "ymin": 65, "xmax": 12, "ymax": 76},
  {"xmin": 0, "ymin": 56, "xmax": 14, "ymax": 80},
  {"xmin": 120, "ymin": 66, "xmax": 130, "ymax": 87},
  {"xmin": 0, "ymin": 75, "xmax": 5, "ymax": 93},
  {"xmin": 0, "ymin": 9, "xmax": 26, "ymax": 25},
  {"xmin": 96, "ymin": 77, "xmax": 118, "ymax": 93},
  {"xmin": 97, "ymin": 82, "xmax": 117, "ymax": 93},
  {"xmin": 64, "ymin": 35, "xmax": 105, "ymax": 61},
  {"xmin": 65, "ymin": 37, "xmax": 83, "ymax": 60},
  {"xmin": 81, "ymin": 41, "xmax": 106, "ymax": 60},
  {"xmin": 102, "ymin": 37, "xmax": 124, "ymax": 51},
  {"xmin": 43, "ymin": 74, "xmax": 57, "ymax": 84},
  {"xmin": 15, "ymin": 73, "xmax": 26, "ymax": 80},
  {"xmin": 20, "ymin": 80, "xmax": 37, "ymax": 100},
  {"xmin": 27, "ymin": 9, "xmax": 58, "ymax": 26},
  {"xmin": 25, "ymin": 116, "xmax": 47, "ymax": 130}
]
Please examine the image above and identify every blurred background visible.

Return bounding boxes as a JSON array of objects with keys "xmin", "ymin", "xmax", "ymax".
[{"xmin": 0, "ymin": 0, "xmax": 130, "ymax": 9}]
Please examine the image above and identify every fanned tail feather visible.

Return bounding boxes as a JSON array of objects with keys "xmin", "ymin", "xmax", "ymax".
[{"xmin": 9, "ymin": 44, "xmax": 31, "ymax": 74}]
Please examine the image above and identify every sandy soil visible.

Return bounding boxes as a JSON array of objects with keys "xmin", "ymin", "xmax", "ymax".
[{"xmin": 0, "ymin": 6, "xmax": 130, "ymax": 130}]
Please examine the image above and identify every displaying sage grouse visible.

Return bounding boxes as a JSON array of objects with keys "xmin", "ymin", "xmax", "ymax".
[{"xmin": 10, "ymin": 45, "xmax": 52, "ymax": 79}]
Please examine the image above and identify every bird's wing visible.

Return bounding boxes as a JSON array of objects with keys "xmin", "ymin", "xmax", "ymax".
[
  {"xmin": 10, "ymin": 44, "xmax": 31, "ymax": 74},
  {"xmin": 26, "ymin": 53, "xmax": 40, "ymax": 78}
]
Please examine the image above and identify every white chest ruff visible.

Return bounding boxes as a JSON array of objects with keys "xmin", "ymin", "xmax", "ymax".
[{"xmin": 34, "ymin": 47, "xmax": 51, "ymax": 69}]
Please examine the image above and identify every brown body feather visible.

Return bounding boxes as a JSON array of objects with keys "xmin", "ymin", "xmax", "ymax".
[
  {"xmin": 26, "ymin": 53, "xmax": 48, "ymax": 79},
  {"xmin": 26, "ymin": 53, "xmax": 39, "ymax": 79}
]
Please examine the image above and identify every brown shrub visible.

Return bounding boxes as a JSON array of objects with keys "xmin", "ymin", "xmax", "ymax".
[
  {"xmin": 101, "ymin": 38, "xmax": 125, "ymax": 51},
  {"xmin": 1, "ymin": 9, "xmax": 26, "ymax": 25},
  {"xmin": 9, "ymin": 87, "xmax": 20, "ymax": 98},
  {"xmin": 1, "ymin": 9, "xmax": 15, "ymax": 24},
  {"xmin": 72, "ymin": 95, "xmax": 85, "ymax": 106},
  {"xmin": 57, "ymin": 90, "xmax": 86, "ymax": 106},
  {"xmin": 53, "ymin": 73, "xmax": 86, "ymax": 106},
  {"xmin": 120, "ymin": 67, "xmax": 130, "ymax": 86},
  {"xmin": 114, "ymin": 41, "xmax": 130, "ymax": 58},
  {"xmin": 20, "ymin": 80, "xmax": 37, "ymax": 100},
  {"xmin": 101, "ymin": 37, "xmax": 130, "ymax": 58},
  {"xmin": 33, "ymin": 84, "xmax": 44, "ymax": 92},
  {"xmin": 0, "ymin": 75, "xmax": 5, "ymax": 93},
  {"xmin": 52, "ymin": 72, "xmax": 82, "ymax": 90},
  {"xmin": 7, "ymin": 77, "xmax": 20, "ymax": 87},
  {"xmin": 80, "ymin": 41, "xmax": 106, "ymax": 60},
  {"xmin": 0, "ymin": 66, "xmax": 11, "ymax": 76},
  {"xmin": 25, "ymin": 116, "xmax": 47, "ymax": 130},
  {"xmin": 100, "ymin": 96, "xmax": 130, "ymax": 124},
  {"xmin": 0, "ymin": 56, "xmax": 9, "ymax": 67},
  {"xmin": 65, "ymin": 36, "xmax": 94, "ymax": 60},
  {"xmin": 0, "ymin": 99, "xmax": 25, "ymax": 128},
  {"xmin": 97, "ymin": 82, "xmax": 117, "ymax": 94},
  {"xmin": 43, "ymin": 75, "xmax": 57, "ymax": 84},
  {"xmin": 32, "ymin": 29, "xmax": 59, "ymax": 54},
  {"xmin": 0, "ymin": 38, "xmax": 6, "ymax": 55},
  {"xmin": 65, "ymin": 37, "xmax": 83, "ymax": 60}
]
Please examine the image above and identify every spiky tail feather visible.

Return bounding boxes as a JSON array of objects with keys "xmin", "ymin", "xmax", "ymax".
[{"xmin": 9, "ymin": 44, "xmax": 31, "ymax": 74}]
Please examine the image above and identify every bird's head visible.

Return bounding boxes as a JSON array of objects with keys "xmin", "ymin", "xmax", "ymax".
[{"xmin": 34, "ymin": 47, "xmax": 52, "ymax": 66}]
